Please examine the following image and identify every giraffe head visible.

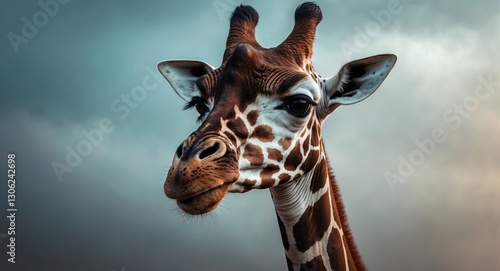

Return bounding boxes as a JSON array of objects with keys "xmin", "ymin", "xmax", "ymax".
[{"xmin": 159, "ymin": 3, "xmax": 396, "ymax": 215}]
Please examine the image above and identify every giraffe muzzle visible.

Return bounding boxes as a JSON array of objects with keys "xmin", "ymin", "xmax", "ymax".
[{"xmin": 164, "ymin": 137, "xmax": 239, "ymax": 214}]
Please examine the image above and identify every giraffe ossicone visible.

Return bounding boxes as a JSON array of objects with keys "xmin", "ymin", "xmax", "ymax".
[{"xmin": 158, "ymin": 2, "xmax": 396, "ymax": 270}]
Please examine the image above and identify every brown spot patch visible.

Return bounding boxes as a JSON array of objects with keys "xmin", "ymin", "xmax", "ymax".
[
  {"xmin": 242, "ymin": 179, "xmax": 256, "ymax": 186},
  {"xmin": 276, "ymin": 214, "xmax": 290, "ymax": 250},
  {"xmin": 260, "ymin": 164, "xmax": 280, "ymax": 185},
  {"xmin": 310, "ymin": 123, "xmax": 320, "ymax": 148},
  {"xmin": 251, "ymin": 125, "xmax": 274, "ymax": 142},
  {"xmin": 243, "ymin": 143, "xmax": 264, "ymax": 166},
  {"xmin": 299, "ymin": 149, "xmax": 319, "ymax": 173},
  {"xmin": 268, "ymin": 148, "xmax": 283, "ymax": 162},
  {"xmin": 327, "ymin": 226, "xmax": 346, "ymax": 271},
  {"xmin": 278, "ymin": 137, "xmax": 292, "ymax": 150},
  {"xmin": 310, "ymin": 159, "xmax": 327, "ymax": 193},
  {"xmin": 284, "ymin": 140, "xmax": 302, "ymax": 171},
  {"xmin": 300, "ymin": 127, "xmax": 308, "ymax": 137},
  {"xmin": 293, "ymin": 191, "xmax": 331, "ymax": 252},
  {"xmin": 247, "ymin": 110, "xmax": 259, "ymax": 126},
  {"xmin": 300, "ymin": 255, "xmax": 326, "ymax": 271},
  {"xmin": 302, "ymin": 135, "xmax": 311, "ymax": 154},
  {"xmin": 278, "ymin": 173, "xmax": 291, "ymax": 183},
  {"xmin": 227, "ymin": 117, "xmax": 248, "ymax": 139}
]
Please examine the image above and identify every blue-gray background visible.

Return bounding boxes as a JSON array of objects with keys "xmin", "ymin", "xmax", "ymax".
[{"xmin": 1, "ymin": 0, "xmax": 499, "ymax": 270}]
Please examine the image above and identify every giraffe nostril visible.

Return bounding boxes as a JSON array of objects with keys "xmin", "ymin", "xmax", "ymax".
[
  {"xmin": 198, "ymin": 142, "xmax": 221, "ymax": 160},
  {"xmin": 175, "ymin": 143, "xmax": 183, "ymax": 158}
]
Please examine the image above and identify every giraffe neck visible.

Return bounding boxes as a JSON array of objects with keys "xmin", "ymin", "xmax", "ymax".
[{"xmin": 270, "ymin": 153, "xmax": 365, "ymax": 271}]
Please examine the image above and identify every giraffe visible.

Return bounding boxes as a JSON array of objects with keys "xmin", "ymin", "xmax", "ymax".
[{"xmin": 158, "ymin": 3, "xmax": 396, "ymax": 271}]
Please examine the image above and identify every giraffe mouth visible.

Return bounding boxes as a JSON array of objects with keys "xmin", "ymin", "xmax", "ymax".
[{"xmin": 176, "ymin": 182, "xmax": 232, "ymax": 215}]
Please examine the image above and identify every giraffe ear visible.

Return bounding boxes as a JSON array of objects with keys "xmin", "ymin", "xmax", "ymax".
[
  {"xmin": 157, "ymin": 60, "xmax": 215, "ymax": 101},
  {"xmin": 324, "ymin": 54, "xmax": 396, "ymax": 110}
]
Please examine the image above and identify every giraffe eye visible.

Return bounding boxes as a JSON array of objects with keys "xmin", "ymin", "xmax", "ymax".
[
  {"xmin": 195, "ymin": 102, "xmax": 208, "ymax": 115},
  {"xmin": 285, "ymin": 95, "xmax": 315, "ymax": 117},
  {"xmin": 184, "ymin": 97, "xmax": 209, "ymax": 121}
]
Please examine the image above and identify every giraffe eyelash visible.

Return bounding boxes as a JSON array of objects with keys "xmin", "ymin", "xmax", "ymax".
[
  {"xmin": 183, "ymin": 97, "xmax": 204, "ymax": 110},
  {"xmin": 195, "ymin": 115, "xmax": 205, "ymax": 123}
]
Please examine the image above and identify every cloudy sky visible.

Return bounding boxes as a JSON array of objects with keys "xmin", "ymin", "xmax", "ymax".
[{"xmin": 1, "ymin": 0, "xmax": 499, "ymax": 270}]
